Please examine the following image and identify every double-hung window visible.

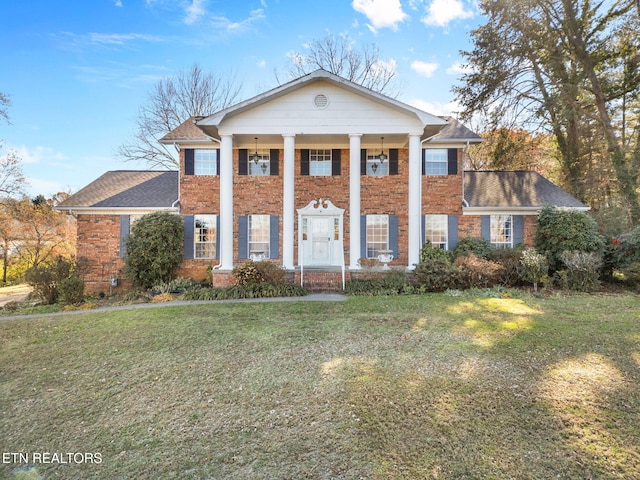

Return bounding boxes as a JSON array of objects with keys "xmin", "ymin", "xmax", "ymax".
[
  {"xmin": 194, "ymin": 215, "xmax": 217, "ymax": 259},
  {"xmin": 195, "ymin": 149, "xmax": 218, "ymax": 175},
  {"xmin": 366, "ymin": 215, "xmax": 389, "ymax": 258},
  {"xmin": 425, "ymin": 214, "xmax": 448, "ymax": 250},
  {"xmin": 310, "ymin": 149, "xmax": 332, "ymax": 176},
  {"xmin": 249, "ymin": 152, "xmax": 270, "ymax": 176},
  {"xmin": 424, "ymin": 149, "xmax": 447, "ymax": 175},
  {"xmin": 249, "ymin": 214, "xmax": 270, "ymax": 259},
  {"xmin": 366, "ymin": 153, "xmax": 389, "ymax": 176},
  {"xmin": 490, "ymin": 214, "xmax": 513, "ymax": 248}
]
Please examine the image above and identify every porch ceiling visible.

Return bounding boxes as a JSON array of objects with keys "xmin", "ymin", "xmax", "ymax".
[{"xmin": 232, "ymin": 133, "xmax": 410, "ymax": 149}]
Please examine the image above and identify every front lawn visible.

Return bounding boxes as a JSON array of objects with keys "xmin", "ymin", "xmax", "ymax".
[{"xmin": 1, "ymin": 293, "xmax": 639, "ymax": 479}]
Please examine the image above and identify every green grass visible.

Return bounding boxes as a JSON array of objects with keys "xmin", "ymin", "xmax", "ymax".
[{"xmin": 1, "ymin": 293, "xmax": 639, "ymax": 479}]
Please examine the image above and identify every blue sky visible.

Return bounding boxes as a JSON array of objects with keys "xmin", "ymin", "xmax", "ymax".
[{"xmin": 0, "ymin": 0, "xmax": 482, "ymax": 197}]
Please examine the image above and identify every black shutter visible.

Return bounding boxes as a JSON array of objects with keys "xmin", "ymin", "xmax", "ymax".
[
  {"xmin": 270, "ymin": 149, "xmax": 279, "ymax": 176},
  {"xmin": 513, "ymin": 215, "xmax": 524, "ymax": 246},
  {"xmin": 269, "ymin": 215, "xmax": 279, "ymax": 259},
  {"xmin": 184, "ymin": 149, "xmax": 194, "ymax": 175},
  {"xmin": 361, "ymin": 149, "xmax": 367, "ymax": 176},
  {"xmin": 389, "ymin": 215, "xmax": 399, "ymax": 258},
  {"xmin": 448, "ymin": 215, "xmax": 459, "ymax": 250},
  {"xmin": 238, "ymin": 216, "xmax": 248, "ymax": 259},
  {"xmin": 300, "ymin": 149, "xmax": 310, "ymax": 176},
  {"xmin": 332, "ymin": 149, "xmax": 341, "ymax": 176},
  {"xmin": 421, "ymin": 149, "xmax": 426, "ymax": 175},
  {"xmin": 389, "ymin": 148, "xmax": 399, "ymax": 175},
  {"xmin": 238, "ymin": 149, "xmax": 248, "ymax": 175},
  {"xmin": 447, "ymin": 148, "xmax": 458, "ymax": 175},
  {"xmin": 183, "ymin": 215, "xmax": 194, "ymax": 259},
  {"xmin": 119, "ymin": 215, "xmax": 130, "ymax": 259},
  {"xmin": 215, "ymin": 148, "xmax": 221, "ymax": 176},
  {"xmin": 481, "ymin": 215, "xmax": 491, "ymax": 241}
]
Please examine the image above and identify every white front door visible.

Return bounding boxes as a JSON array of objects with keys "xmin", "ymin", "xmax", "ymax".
[
  {"xmin": 298, "ymin": 199, "xmax": 345, "ymax": 268},
  {"xmin": 310, "ymin": 217, "xmax": 332, "ymax": 264}
]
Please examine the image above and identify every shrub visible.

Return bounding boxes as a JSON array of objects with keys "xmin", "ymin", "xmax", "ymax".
[
  {"xmin": 58, "ymin": 276, "xmax": 85, "ymax": 305},
  {"xmin": 452, "ymin": 237, "xmax": 495, "ymax": 260},
  {"xmin": 518, "ymin": 248, "xmax": 548, "ymax": 292},
  {"xmin": 560, "ymin": 251, "xmax": 602, "ymax": 292},
  {"xmin": 610, "ymin": 225, "xmax": 640, "ymax": 270},
  {"xmin": 414, "ymin": 258, "xmax": 461, "ymax": 292},
  {"xmin": 489, "ymin": 248, "xmax": 524, "ymax": 286},
  {"xmin": 181, "ymin": 283, "xmax": 306, "ymax": 300},
  {"xmin": 346, "ymin": 271, "xmax": 416, "ymax": 296},
  {"xmin": 151, "ymin": 277, "xmax": 201, "ymax": 294},
  {"xmin": 454, "ymin": 254, "xmax": 505, "ymax": 289},
  {"xmin": 535, "ymin": 205, "xmax": 605, "ymax": 272},
  {"xmin": 420, "ymin": 241, "xmax": 452, "ymax": 263},
  {"xmin": 233, "ymin": 261, "xmax": 286, "ymax": 285},
  {"xmin": 621, "ymin": 262, "xmax": 640, "ymax": 288},
  {"xmin": 25, "ymin": 256, "xmax": 74, "ymax": 305},
  {"xmin": 124, "ymin": 212, "xmax": 184, "ymax": 289}
]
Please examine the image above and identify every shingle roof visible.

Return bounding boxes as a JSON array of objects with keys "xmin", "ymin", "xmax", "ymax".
[
  {"xmin": 464, "ymin": 171, "xmax": 587, "ymax": 209},
  {"xmin": 429, "ymin": 116, "xmax": 482, "ymax": 143},
  {"xmin": 159, "ymin": 117, "xmax": 210, "ymax": 143},
  {"xmin": 57, "ymin": 171, "xmax": 178, "ymax": 209}
]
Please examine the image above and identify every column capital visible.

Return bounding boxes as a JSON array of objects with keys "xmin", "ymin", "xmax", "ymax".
[
  {"xmin": 349, "ymin": 133, "xmax": 363, "ymax": 138},
  {"xmin": 282, "ymin": 133, "xmax": 296, "ymax": 138}
]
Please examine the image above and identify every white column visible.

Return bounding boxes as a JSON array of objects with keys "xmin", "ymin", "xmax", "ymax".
[
  {"xmin": 282, "ymin": 134, "xmax": 296, "ymax": 269},
  {"xmin": 408, "ymin": 134, "xmax": 422, "ymax": 269},
  {"xmin": 219, "ymin": 134, "xmax": 234, "ymax": 270},
  {"xmin": 349, "ymin": 134, "xmax": 362, "ymax": 269}
]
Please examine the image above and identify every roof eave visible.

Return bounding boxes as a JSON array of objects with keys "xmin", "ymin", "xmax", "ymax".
[{"xmin": 463, "ymin": 205, "xmax": 590, "ymax": 215}]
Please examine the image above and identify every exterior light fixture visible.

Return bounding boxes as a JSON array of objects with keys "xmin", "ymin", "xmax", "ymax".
[
  {"xmin": 252, "ymin": 137, "xmax": 260, "ymax": 164},
  {"xmin": 378, "ymin": 137, "xmax": 387, "ymax": 162}
]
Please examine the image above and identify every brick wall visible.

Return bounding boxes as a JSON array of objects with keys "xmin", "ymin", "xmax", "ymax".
[{"xmin": 76, "ymin": 215, "xmax": 127, "ymax": 293}]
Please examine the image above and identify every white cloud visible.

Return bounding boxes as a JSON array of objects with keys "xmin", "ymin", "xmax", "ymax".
[
  {"xmin": 12, "ymin": 145, "xmax": 67, "ymax": 165},
  {"xmin": 210, "ymin": 8, "xmax": 266, "ymax": 32},
  {"xmin": 411, "ymin": 60, "xmax": 439, "ymax": 78},
  {"xmin": 409, "ymin": 97, "xmax": 460, "ymax": 116},
  {"xmin": 422, "ymin": 0, "xmax": 473, "ymax": 27},
  {"xmin": 184, "ymin": 0, "xmax": 207, "ymax": 24},
  {"xmin": 114, "ymin": 0, "xmax": 123, "ymax": 6},
  {"xmin": 26, "ymin": 177, "xmax": 67, "ymax": 197},
  {"xmin": 352, "ymin": 0, "xmax": 408, "ymax": 31},
  {"xmin": 446, "ymin": 61, "xmax": 470, "ymax": 75}
]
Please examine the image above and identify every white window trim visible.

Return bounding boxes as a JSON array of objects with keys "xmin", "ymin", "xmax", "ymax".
[
  {"xmin": 310, "ymin": 149, "xmax": 332, "ymax": 176},
  {"xmin": 194, "ymin": 149, "xmax": 218, "ymax": 176},
  {"xmin": 249, "ymin": 152, "xmax": 270, "ymax": 176},
  {"xmin": 194, "ymin": 214, "xmax": 217, "ymax": 259},
  {"xmin": 491, "ymin": 214, "xmax": 513, "ymax": 248},
  {"xmin": 424, "ymin": 148, "xmax": 447, "ymax": 176},
  {"xmin": 425, "ymin": 214, "xmax": 448, "ymax": 250},
  {"xmin": 366, "ymin": 214, "xmax": 390, "ymax": 259},
  {"xmin": 249, "ymin": 214, "xmax": 270, "ymax": 259}
]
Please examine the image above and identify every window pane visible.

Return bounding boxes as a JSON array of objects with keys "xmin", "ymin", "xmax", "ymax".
[
  {"xmin": 249, "ymin": 214, "xmax": 270, "ymax": 257},
  {"xmin": 195, "ymin": 150, "xmax": 217, "ymax": 175},
  {"xmin": 194, "ymin": 215, "xmax": 217, "ymax": 259},
  {"xmin": 310, "ymin": 149, "xmax": 331, "ymax": 176},
  {"xmin": 424, "ymin": 149, "xmax": 447, "ymax": 176},
  {"xmin": 425, "ymin": 214, "xmax": 448, "ymax": 249},
  {"xmin": 491, "ymin": 214, "xmax": 513, "ymax": 248},
  {"xmin": 366, "ymin": 214, "xmax": 389, "ymax": 258},
  {"xmin": 249, "ymin": 152, "xmax": 270, "ymax": 175},
  {"xmin": 366, "ymin": 154, "xmax": 388, "ymax": 176}
]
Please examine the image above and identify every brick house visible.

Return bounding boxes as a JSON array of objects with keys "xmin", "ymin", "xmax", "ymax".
[{"xmin": 57, "ymin": 69, "xmax": 587, "ymax": 292}]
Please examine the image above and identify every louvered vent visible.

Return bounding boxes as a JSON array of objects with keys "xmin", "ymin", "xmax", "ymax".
[{"xmin": 313, "ymin": 94, "xmax": 329, "ymax": 109}]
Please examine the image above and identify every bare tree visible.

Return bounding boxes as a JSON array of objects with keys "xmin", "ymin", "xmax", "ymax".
[
  {"xmin": 281, "ymin": 34, "xmax": 398, "ymax": 96},
  {"xmin": 0, "ymin": 91, "xmax": 10, "ymax": 124},
  {"xmin": 0, "ymin": 142, "xmax": 28, "ymax": 199},
  {"xmin": 118, "ymin": 64, "xmax": 242, "ymax": 169}
]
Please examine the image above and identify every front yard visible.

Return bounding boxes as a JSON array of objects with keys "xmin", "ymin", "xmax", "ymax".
[{"xmin": 1, "ymin": 293, "xmax": 639, "ymax": 479}]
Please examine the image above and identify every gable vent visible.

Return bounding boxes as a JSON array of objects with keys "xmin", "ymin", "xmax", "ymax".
[{"xmin": 313, "ymin": 93, "xmax": 329, "ymax": 109}]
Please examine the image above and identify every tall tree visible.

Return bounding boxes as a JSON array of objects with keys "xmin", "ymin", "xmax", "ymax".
[
  {"xmin": 281, "ymin": 34, "xmax": 398, "ymax": 96},
  {"xmin": 0, "ymin": 142, "xmax": 28, "ymax": 199},
  {"xmin": 118, "ymin": 64, "xmax": 242, "ymax": 169},
  {"xmin": 454, "ymin": 0, "xmax": 640, "ymax": 224}
]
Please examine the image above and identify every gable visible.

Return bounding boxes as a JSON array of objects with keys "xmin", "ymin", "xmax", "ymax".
[{"xmin": 216, "ymin": 80, "xmax": 428, "ymax": 136}]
